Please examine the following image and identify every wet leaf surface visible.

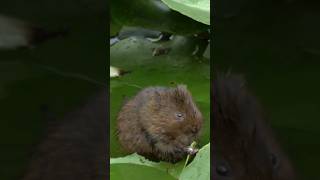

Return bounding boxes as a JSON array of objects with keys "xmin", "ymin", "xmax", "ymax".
[{"xmin": 161, "ymin": 0, "xmax": 210, "ymax": 25}]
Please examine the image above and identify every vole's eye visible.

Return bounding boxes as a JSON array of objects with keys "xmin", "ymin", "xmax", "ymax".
[
  {"xmin": 216, "ymin": 164, "xmax": 230, "ymax": 176},
  {"xmin": 175, "ymin": 112, "xmax": 184, "ymax": 121},
  {"xmin": 270, "ymin": 153, "xmax": 279, "ymax": 169}
]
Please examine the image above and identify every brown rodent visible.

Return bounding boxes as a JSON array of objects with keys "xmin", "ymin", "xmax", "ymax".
[
  {"xmin": 21, "ymin": 90, "xmax": 107, "ymax": 180},
  {"xmin": 213, "ymin": 73, "xmax": 296, "ymax": 180},
  {"xmin": 117, "ymin": 85, "xmax": 203, "ymax": 163}
]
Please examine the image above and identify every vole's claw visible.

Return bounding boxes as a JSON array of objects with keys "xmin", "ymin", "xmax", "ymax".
[{"xmin": 185, "ymin": 147, "xmax": 199, "ymax": 155}]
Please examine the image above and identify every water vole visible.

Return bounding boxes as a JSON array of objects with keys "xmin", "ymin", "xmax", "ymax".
[
  {"xmin": 117, "ymin": 85, "xmax": 203, "ymax": 163},
  {"xmin": 213, "ymin": 73, "xmax": 296, "ymax": 180}
]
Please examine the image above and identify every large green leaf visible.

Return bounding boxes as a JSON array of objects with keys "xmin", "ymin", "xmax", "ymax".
[
  {"xmin": 110, "ymin": 153, "xmax": 184, "ymax": 179},
  {"xmin": 111, "ymin": 164, "xmax": 176, "ymax": 180},
  {"xmin": 179, "ymin": 143, "xmax": 210, "ymax": 180},
  {"xmin": 110, "ymin": 144, "xmax": 210, "ymax": 180},
  {"xmin": 111, "ymin": 0, "xmax": 208, "ymax": 35},
  {"xmin": 161, "ymin": 0, "xmax": 210, "ymax": 25}
]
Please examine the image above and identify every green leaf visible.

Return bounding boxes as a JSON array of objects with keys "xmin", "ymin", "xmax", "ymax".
[
  {"xmin": 179, "ymin": 143, "xmax": 210, "ymax": 180},
  {"xmin": 161, "ymin": 0, "xmax": 210, "ymax": 25},
  {"xmin": 111, "ymin": 164, "xmax": 177, "ymax": 180},
  {"xmin": 110, "ymin": 153, "xmax": 184, "ymax": 179},
  {"xmin": 111, "ymin": 0, "xmax": 208, "ymax": 35}
]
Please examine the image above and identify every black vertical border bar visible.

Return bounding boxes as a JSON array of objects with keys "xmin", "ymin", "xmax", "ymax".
[
  {"xmin": 106, "ymin": 0, "xmax": 110, "ymax": 179},
  {"xmin": 210, "ymin": 0, "xmax": 215, "ymax": 179}
]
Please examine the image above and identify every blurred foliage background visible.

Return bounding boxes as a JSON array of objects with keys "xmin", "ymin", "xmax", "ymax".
[
  {"xmin": 0, "ymin": 0, "xmax": 106, "ymax": 179},
  {"xmin": 215, "ymin": 0, "xmax": 320, "ymax": 179}
]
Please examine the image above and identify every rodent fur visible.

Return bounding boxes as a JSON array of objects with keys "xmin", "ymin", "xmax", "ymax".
[
  {"xmin": 21, "ymin": 90, "xmax": 107, "ymax": 180},
  {"xmin": 213, "ymin": 73, "xmax": 296, "ymax": 180},
  {"xmin": 117, "ymin": 85, "xmax": 203, "ymax": 163}
]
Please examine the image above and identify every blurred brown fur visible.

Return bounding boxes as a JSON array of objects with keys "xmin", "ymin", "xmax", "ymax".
[
  {"xmin": 22, "ymin": 90, "xmax": 107, "ymax": 180},
  {"xmin": 213, "ymin": 73, "xmax": 296, "ymax": 180}
]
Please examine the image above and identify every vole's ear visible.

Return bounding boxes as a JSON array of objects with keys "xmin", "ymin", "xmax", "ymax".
[
  {"xmin": 175, "ymin": 84, "xmax": 187, "ymax": 92},
  {"xmin": 214, "ymin": 73, "xmax": 263, "ymax": 136},
  {"xmin": 151, "ymin": 90, "xmax": 162, "ymax": 109},
  {"xmin": 154, "ymin": 91, "xmax": 161, "ymax": 100},
  {"xmin": 173, "ymin": 84, "xmax": 191, "ymax": 104}
]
